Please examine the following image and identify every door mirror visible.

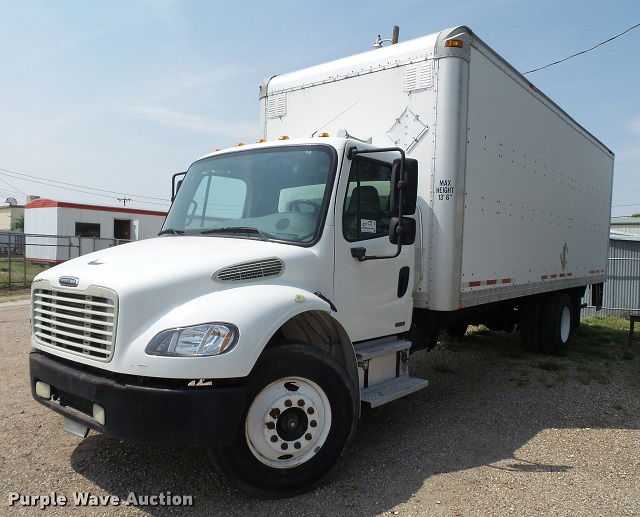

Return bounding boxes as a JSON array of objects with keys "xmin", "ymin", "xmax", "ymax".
[
  {"xmin": 389, "ymin": 216, "xmax": 416, "ymax": 245},
  {"xmin": 390, "ymin": 158, "xmax": 418, "ymax": 216}
]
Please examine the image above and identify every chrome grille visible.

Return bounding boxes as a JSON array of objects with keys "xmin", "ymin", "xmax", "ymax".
[
  {"xmin": 32, "ymin": 288, "xmax": 117, "ymax": 361},
  {"xmin": 215, "ymin": 258, "xmax": 284, "ymax": 282}
]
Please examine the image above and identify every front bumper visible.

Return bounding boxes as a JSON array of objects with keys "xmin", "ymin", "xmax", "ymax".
[{"xmin": 29, "ymin": 351, "xmax": 248, "ymax": 445}]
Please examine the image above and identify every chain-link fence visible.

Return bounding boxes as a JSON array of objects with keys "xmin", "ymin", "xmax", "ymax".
[
  {"xmin": 0, "ymin": 232, "xmax": 129, "ymax": 290},
  {"xmin": 582, "ymin": 256, "xmax": 640, "ymax": 318}
]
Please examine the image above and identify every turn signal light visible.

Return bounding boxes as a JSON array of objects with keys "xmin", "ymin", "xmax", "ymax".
[{"xmin": 445, "ymin": 39, "xmax": 464, "ymax": 48}]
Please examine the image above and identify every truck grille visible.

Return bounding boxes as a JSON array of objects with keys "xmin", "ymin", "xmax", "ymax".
[{"xmin": 32, "ymin": 288, "xmax": 117, "ymax": 361}]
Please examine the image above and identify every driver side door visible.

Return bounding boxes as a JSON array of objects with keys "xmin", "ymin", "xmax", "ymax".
[{"xmin": 333, "ymin": 156, "xmax": 415, "ymax": 342}]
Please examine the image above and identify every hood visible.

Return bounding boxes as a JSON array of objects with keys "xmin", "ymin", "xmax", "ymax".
[{"xmin": 36, "ymin": 236, "xmax": 318, "ymax": 297}]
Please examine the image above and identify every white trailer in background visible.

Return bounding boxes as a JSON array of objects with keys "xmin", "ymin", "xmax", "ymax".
[{"xmin": 29, "ymin": 26, "xmax": 613, "ymax": 497}]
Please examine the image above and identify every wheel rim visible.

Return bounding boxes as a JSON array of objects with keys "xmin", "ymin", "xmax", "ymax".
[
  {"xmin": 560, "ymin": 305, "xmax": 571, "ymax": 343},
  {"xmin": 245, "ymin": 376, "xmax": 332, "ymax": 469}
]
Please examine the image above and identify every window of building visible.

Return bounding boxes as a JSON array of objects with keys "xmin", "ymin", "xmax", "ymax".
[{"xmin": 75, "ymin": 222, "xmax": 101, "ymax": 238}]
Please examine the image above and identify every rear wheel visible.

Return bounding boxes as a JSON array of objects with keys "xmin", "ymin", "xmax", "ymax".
[
  {"xmin": 210, "ymin": 344, "xmax": 356, "ymax": 498},
  {"xmin": 541, "ymin": 294, "xmax": 574, "ymax": 355}
]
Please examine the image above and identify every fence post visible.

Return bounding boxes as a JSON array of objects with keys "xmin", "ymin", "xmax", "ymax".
[
  {"xmin": 23, "ymin": 241, "xmax": 27, "ymax": 288},
  {"xmin": 7, "ymin": 233, "xmax": 12, "ymax": 288}
]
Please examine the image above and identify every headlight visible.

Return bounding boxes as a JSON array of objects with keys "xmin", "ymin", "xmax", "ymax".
[{"xmin": 145, "ymin": 323, "xmax": 239, "ymax": 357}]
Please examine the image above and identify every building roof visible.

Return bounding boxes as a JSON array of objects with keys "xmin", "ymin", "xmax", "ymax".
[
  {"xmin": 25, "ymin": 198, "xmax": 167, "ymax": 217},
  {"xmin": 610, "ymin": 230, "xmax": 640, "ymax": 242},
  {"xmin": 611, "ymin": 216, "xmax": 640, "ymax": 225}
]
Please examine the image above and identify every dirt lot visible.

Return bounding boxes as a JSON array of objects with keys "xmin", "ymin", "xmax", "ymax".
[{"xmin": 1, "ymin": 301, "xmax": 639, "ymax": 516}]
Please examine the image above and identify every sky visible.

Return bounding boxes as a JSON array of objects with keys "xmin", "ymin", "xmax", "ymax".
[{"xmin": 0, "ymin": 0, "xmax": 638, "ymax": 216}]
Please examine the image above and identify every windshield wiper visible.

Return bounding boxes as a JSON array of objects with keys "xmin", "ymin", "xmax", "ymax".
[
  {"xmin": 200, "ymin": 226, "xmax": 269, "ymax": 240},
  {"xmin": 159, "ymin": 228, "xmax": 184, "ymax": 235}
]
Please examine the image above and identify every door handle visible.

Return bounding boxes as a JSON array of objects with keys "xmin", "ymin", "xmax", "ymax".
[{"xmin": 350, "ymin": 247, "xmax": 367, "ymax": 261}]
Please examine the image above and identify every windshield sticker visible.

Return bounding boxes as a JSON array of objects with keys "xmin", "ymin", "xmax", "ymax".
[{"xmin": 360, "ymin": 219, "xmax": 377, "ymax": 233}]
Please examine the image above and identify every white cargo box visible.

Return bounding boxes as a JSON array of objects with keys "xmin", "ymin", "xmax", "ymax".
[{"xmin": 260, "ymin": 26, "xmax": 614, "ymax": 312}]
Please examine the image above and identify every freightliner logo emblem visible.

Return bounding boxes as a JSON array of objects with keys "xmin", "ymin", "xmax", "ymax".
[{"xmin": 59, "ymin": 276, "xmax": 79, "ymax": 287}]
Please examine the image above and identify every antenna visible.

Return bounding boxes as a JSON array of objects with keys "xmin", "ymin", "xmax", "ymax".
[
  {"xmin": 373, "ymin": 25, "xmax": 400, "ymax": 48},
  {"xmin": 117, "ymin": 197, "xmax": 132, "ymax": 207},
  {"xmin": 4, "ymin": 197, "xmax": 17, "ymax": 206}
]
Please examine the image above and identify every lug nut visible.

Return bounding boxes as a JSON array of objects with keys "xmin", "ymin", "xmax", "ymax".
[
  {"xmin": 284, "ymin": 399, "xmax": 292, "ymax": 407},
  {"xmin": 270, "ymin": 435, "xmax": 278, "ymax": 443},
  {"xmin": 297, "ymin": 399, "xmax": 305, "ymax": 406},
  {"xmin": 294, "ymin": 442, "xmax": 301, "ymax": 449},
  {"xmin": 307, "ymin": 407, "xmax": 315, "ymax": 415},
  {"xmin": 266, "ymin": 421, "xmax": 275, "ymax": 430},
  {"xmin": 281, "ymin": 442, "xmax": 288, "ymax": 450},
  {"xmin": 269, "ymin": 408, "xmax": 280, "ymax": 419},
  {"xmin": 305, "ymin": 433, "xmax": 312, "ymax": 441},
  {"xmin": 310, "ymin": 420, "xmax": 317, "ymax": 428}
]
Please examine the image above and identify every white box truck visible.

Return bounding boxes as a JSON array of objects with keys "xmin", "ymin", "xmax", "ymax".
[{"xmin": 29, "ymin": 25, "xmax": 613, "ymax": 497}]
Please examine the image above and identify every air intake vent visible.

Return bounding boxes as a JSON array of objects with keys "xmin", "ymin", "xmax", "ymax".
[
  {"xmin": 215, "ymin": 258, "xmax": 284, "ymax": 282},
  {"xmin": 403, "ymin": 60, "xmax": 433, "ymax": 92},
  {"xmin": 266, "ymin": 93, "xmax": 287, "ymax": 119}
]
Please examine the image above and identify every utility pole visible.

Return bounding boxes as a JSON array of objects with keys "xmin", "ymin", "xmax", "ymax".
[{"xmin": 117, "ymin": 197, "xmax": 132, "ymax": 207}]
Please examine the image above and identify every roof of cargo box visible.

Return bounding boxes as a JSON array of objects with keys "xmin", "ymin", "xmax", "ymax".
[
  {"xmin": 262, "ymin": 29, "xmax": 444, "ymax": 96},
  {"xmin": 262, "ymin": 26, "xmax": 613, "ymax": 157}
]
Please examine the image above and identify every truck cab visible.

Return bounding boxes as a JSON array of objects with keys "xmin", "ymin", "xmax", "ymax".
[{"xmin": 29, "ymin": 136, "xmax": 423, "ymax": 497}]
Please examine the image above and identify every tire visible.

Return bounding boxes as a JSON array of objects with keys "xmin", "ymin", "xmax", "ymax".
[
  {"xmin": 541, "ymin": 293, "xmax": 574, "ymax": 355},
  {"xmin": 210, "ymin": 344, "xmax": 356, "ymax": 498},
  {"xmin": 519, "ymin": 300, "xmax": 542, "ymax": 353},
  {"xmin": 446, "ymin": 322, "xmax": 468, "ymax": 339},
  {"xmin": 571, "ymin": 294, "xmax": 582, "ymax": 332}
]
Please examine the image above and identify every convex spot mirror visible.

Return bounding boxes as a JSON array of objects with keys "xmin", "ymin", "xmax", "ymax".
[
  {"xmin": 389, "ymin": 217, "xmax": 416, "ymax": 245},
  {"xmin": 390, "ymin": 158, "xmax": 418, "ymax": 216}
]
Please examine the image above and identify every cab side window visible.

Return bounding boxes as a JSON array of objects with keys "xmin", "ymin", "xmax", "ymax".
[{"xmin": 342, "ymin": 158, "xmax": 392, "ymax": 242}]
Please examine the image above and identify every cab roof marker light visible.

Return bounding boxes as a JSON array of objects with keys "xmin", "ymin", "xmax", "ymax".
[
  {"xmin": 278, "ymin": 135, "xmax": 290, "ymax": 140},
  {"xmin": 445, "ymin": 39, "xmax": 464, "ymax": 48},
  {"xmin": 317, "ymin": 132, "xmax": 330, "ymax": 137},
  {"xmin": 257, "ymin": 138, "xmax": 267, "ymax": 143}
]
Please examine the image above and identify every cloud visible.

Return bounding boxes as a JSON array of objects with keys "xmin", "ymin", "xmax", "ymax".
[
  {"xmin": 629, "ymin": 115, "xmax": 640, "ymax": 136},
  {"xmin": 129, "ymin": 105, "xmax": 255, "ymax": 139}
]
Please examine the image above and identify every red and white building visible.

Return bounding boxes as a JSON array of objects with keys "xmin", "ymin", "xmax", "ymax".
[{"xmin": 24, "ymin": 199, "xmax": 167, "ymax": 263}]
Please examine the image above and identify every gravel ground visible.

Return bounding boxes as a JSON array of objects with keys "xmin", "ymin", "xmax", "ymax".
[{"xmin": 1, "ymin": 302, "xmax": 639, "ymax": 516}]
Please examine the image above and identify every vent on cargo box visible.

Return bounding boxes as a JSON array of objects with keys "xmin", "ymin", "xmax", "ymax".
[
  {"xmin": 403, "ymin": 61, "xmax": 433, "ymax": 92},
  {"xmin": 215, "ymin": 258, "xmax": 284, "ymax": 282},
  {"xmin": 266, "ymin": 94, "xmax": 287, "ymax": 119}
]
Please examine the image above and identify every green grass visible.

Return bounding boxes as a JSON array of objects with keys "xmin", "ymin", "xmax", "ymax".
[
  {"xmin": 0, "ymin": 257, "xmax": 51, "ymax": 289},
  {"xmin": 449, "ymin": 316, "xmax": 635, "ymax": 387}
]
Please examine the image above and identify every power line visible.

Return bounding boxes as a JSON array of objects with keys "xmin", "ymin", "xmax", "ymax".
[
  {"xmin": 0, "ymin": 174, "xmax": 26, "ymax": 196},
  {"xmin": 0, "ymin": 168, "xmax": 170, "ymax": 207},
  {"xmin": 0, "ymin": 169, "xmax": 169, "ymax": 207},
  {"xmin": 0, "ymin": 166, "xmax": 169, "ymax": 202},
  {"xmin": 524, "ymin": 22, "xmax": 640, "ymax": 74}
]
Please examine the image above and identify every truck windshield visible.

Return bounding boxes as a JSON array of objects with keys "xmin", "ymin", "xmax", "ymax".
[{"xmin": 162, "ymin": 145, "xmax": 336, "ymax": 244}]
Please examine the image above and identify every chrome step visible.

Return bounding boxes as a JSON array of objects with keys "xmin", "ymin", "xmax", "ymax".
[
  {"xmin": 361, "ymin": 376, "xmax": 429, "ymax": 408},
  {"xmin": 354, "ymin": 337, "xmax": 412, "ymax": 361}
]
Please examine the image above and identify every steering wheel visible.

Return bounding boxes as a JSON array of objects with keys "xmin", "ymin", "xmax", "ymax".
[{"xmin": 289, "ymin": 199, "xmax": 319, "ymax": 216}]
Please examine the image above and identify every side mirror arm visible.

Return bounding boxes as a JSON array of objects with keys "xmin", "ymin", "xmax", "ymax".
[
  {"xmin": 348, "ymin": 146, "xmax": 406, "ymax": 262},
  {"xmin": 171, "ymin": 171, "xmax": 187, "ymax": 201}
]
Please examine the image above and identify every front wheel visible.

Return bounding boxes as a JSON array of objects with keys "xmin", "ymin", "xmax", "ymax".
[{"xmin": 210, "ymin": 344, "xmax": 356, "ymax": 498}]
